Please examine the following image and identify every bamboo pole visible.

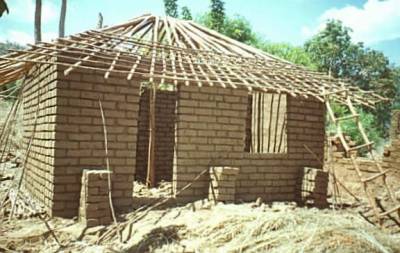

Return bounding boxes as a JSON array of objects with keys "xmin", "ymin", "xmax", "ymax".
[
  {"xmin": 146, "ymin": 83, "xmax": 156, "ymax": 187},
  {"xmin": 98, "ymin": 100, "xmax": 121, "ymax": 241}
]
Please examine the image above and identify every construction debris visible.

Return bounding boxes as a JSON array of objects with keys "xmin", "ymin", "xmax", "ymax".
[{"xmin": 2, "ymin": 195, "xmax": 400, "ymax": 253}]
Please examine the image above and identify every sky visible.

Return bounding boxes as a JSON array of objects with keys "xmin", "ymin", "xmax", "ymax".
[{"xmin": 0, "ymin": 0, "xmax": 399, "ymax": 64}]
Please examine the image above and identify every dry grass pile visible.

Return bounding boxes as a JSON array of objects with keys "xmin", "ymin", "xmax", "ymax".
[
  {"xmin": 117, "ymin": 202, "xmax": 400, "ymax": 253},
  {"xmin": 133, "ymin": 180, "xmax": 172, "ymax": 198},
  {"xmin": 0, "ymin": 199, "xmax": 399, "ymax": 252}
]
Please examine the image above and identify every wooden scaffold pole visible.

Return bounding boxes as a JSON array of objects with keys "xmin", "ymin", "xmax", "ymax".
[{"xmin": 146, "ymin": 82, "xmax": 156, "ymax": 187}]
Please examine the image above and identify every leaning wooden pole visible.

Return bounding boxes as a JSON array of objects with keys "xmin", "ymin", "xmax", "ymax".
[{"xmin": 146, "ymin": 84, "xmax": 156, "ymax": 187}]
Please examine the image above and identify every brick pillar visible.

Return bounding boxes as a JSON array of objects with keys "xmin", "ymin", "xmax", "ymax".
[
  {"xmin": 299, "ymin": 167, "xmax": 329, "ymax": 208},
  {"xmin": 209, "ymin": 167, "xmax": 240, "ymax": 203},
  {"xmin": 79, "ymin": 170, "xmax": 113, "ymax": 227}
]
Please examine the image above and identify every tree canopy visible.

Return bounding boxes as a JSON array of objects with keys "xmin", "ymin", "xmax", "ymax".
[
  {"xmin": 0, "ymin": 0, "xmax": 9, "ymax": 17},
  {"xmin": 305, "ymin": 20, "xmax": 397, "ymax": 133},
  {"xmin": 209, "ymin": 0, "xmax": 225, "ymax": 32},
  {"xmin": 181, "ymin": 6, "xmax": 192, "ymax": 20},
  {"xmin": 164, "ymin": 0, "xmax": 179, "ymax": 18},
  {"xmin": 256, "ymin": 42, "xmax": 316, "ymax": 69}
]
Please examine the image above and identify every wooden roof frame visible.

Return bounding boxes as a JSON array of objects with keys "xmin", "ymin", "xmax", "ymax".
[{"xmin": 0, "ymin": 14, "xmax": 388, "ymax": 107}]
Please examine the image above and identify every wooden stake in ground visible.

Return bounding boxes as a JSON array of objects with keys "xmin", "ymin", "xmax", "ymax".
[
  {"xmin": 146, "ymin": 83, "xmax": 156, "ymax": 187},
  {"xmin": 98, "ymin": 100, "xmax": 118, "ymax": 226}
]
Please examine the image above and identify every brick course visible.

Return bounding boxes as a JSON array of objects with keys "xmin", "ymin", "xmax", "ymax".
[
  {"xmin": 22, "ymin": 62, "xmax": 58, "ymax": 212},
  {"xmin": 298, "ymin": 167, "xmax": 328, "ymax": 208},
  {"xmin": 173, "ymin": 85, "xmax": 325, "ymax": 203},
  {"xmin": 22, "ymin": 57, "xmax": 141, "ymax": 217},
  {"xmin": 209, "ymin": 167, "xmax": 240, "ymax": 202}
]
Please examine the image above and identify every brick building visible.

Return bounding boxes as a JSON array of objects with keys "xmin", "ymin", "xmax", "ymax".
[{"xmin": 0, "ymin": 14, "xmax": 384, "ymax": 217}]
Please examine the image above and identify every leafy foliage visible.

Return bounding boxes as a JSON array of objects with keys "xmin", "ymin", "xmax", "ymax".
[
  {"xmin": 0, "ymin": 0, "xmax": 9, "ymax": 17},
  {"xmin": 305, "ymin": 20, "xmax": 397, "ymax": 137},
  {"xmin": 181, "ymin": 6, "xmax": 192, "ymax": 20},
  {"xmin": 304, "ymin": 20, "xmax": 353, "ymax": 77},
  {"xmin": 222, "ymin": 15, "xmax": 256, "ymax": 44},
  {"xmin": 327, "ymin": 103, "xmax": 383, "ymax": 150},
  {"xmin": 197, "ymin": 13, "xmax": 256, "ymax": 44},
  {"xmin": 209, "ymin": 0, "xmax": 225, "ymax": 32},
  {"xmin": 304, "ymin": 20, "xmax": 396, "ymax": 95},
  {"xmin": 164, "ymin": 0, "xmax": 178, "ymax": 18},
  {"xmin": 256, "ymin": 42, "xmax": 316, "ymax": 69}
]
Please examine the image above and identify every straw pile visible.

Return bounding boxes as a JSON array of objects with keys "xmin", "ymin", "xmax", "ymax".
[
  {"xmin": 117, "ymin": 202, "xmax": 400, "ymax": 253},
  {"xmin": 133, "ymin": 181, "xmax": 172, "ymax": 198}
]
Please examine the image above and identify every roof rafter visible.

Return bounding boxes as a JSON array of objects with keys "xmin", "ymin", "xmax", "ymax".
[{"xmin": 0, "ymin": 14, "xmax": 388, "ymax": 107}]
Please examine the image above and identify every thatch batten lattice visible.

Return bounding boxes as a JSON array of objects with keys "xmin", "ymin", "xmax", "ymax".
[{"xmin": 0, "ymin": 14, "xmax": 388, "ymax": 107}]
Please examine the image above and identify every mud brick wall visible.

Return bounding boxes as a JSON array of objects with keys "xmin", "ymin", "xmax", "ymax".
[
  {"xmin": 51, "ymin": 65, "xmax": 140, "ymax": 217},
  {"xmin": 136, "ymin": 89, "xmax": 177, "ymax": 183},
  {"xmin": 209, "ymin": 167, "xmax": 240, "ymax": 202},
  {"xmin": 299, "ymin": 167, "xmax": 328, "ymax": 208},
  {"xmin": 173, "ymin": 85, "xmax": 325, "ymax": 203},
  {"xmin": 22, "ymin": 62, "xmax": 58, "ymax": 212},
  {"xmin": 79, "ymin": 170, "xmax": 112, "ymax": 227}
]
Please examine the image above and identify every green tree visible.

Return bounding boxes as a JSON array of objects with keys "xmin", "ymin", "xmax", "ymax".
[
  {"xmin": 209, "ymin": 0, "xmax": 225, "ymax": 32},
  {"xmin": 256, "ymin": 41, "xmax": 316, "ymax": 68},
  {"xmin": 304, "ymin": 20, "xmax": 352, "ymax": 77},
  {"xmin": 223, "ymin": 15, "xmax": 256, "ymax": 44},
  {"xmin": 164, "ymin": 0, "xmax": 178, "ymax": 18},
  {"xmin": 304, "ymin": 20, "xmax": 395, "ymax": 92},
  {"xmin": 197, "ymin": 13, "xmax": 255, "ymax": 44},
  {"xmin": 181, "ymin": 6, "xmax": 192, "ymax": 20},
  {"xmin": 0, "ymin": 0, "xmax": 9, "ymax": 17},
  {"xmin": 327, "ymin": 103, "xmax": 383, "ymax": 150},
  {"xmin": 305, "ymin": 20, "xmax": 397, "ymax": 139}
]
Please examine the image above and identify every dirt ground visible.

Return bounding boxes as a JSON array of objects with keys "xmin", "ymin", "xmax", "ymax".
[{"xmin": 0, "ymin": 157, "xmax": 400, "ymax": 253}]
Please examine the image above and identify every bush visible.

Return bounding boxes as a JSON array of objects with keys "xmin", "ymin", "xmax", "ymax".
[{"xmin": 326, "ymin": 103, "xmax": 384, "ymax": 153}]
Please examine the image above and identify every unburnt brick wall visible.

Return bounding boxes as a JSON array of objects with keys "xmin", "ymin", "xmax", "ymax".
[
  {"xmin": 136, "ymin": 89, "xmax": 177, "ymax": 183},
  {"xmin": 209, "ymin": 167, "xmax": 240, "ymax": 203},
  {"xmin": 299, "ymin": 167, "xmax": 329, "ymax": 208},
  {"xmin": 173, "ymin": 85, "xmax": 325, "ymax": 203},
  {"xmin": 52, "ymin": 66, "xmax": 140, "ymax": 217},
  {"xmin": 23, "ymin": 62, "xmax": 57, "ymax": 212}
]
